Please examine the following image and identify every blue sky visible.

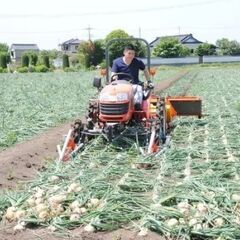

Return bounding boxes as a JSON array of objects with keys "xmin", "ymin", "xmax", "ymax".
[{"xmin": 0, "ymin": 0, "xmax": 239, "ymax": 49}]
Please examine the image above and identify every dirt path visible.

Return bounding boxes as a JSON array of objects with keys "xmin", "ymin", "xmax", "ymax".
[
  {"xmin": 155, "ymin": 69, "xmax": 189, "ymax": 92},
  {"xmin": 0, "ymin": 69, "xmax": 189, "ymax": 240},
  {"xmin": 0, "ymin": 122, "xmax": 71, "ymax": 189}
]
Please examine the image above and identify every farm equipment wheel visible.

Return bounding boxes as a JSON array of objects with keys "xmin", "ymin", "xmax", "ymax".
[
  {"xmin": 72, "ymin": 119, "xmax": 85, "ymax": 144},
  {"xmin": 106, "ymin": 125, "xmax": 113, "ymax": 142}
]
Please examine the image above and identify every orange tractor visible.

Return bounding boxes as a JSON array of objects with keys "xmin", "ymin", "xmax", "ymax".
[{"xmin": 58, "ymin": 38, "xmax": 202, "ymax": 161}]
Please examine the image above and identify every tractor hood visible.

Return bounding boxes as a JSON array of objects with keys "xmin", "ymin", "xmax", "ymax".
[{"xmin": 99, "ymin": 80, "xmax": 133, "ymax": 102}]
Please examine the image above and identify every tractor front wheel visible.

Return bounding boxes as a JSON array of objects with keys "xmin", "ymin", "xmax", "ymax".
[{"xmin": 106, "ymin": 125, "xmax": 113, "ymax": 142}]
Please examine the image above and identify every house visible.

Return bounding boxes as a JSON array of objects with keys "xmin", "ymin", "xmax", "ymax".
[
  {"xmin": 10, "ymin": 44, "xmax": 39, "ymax": 62},
  {"xmin": 58, "ymin": 38, "xmax": 83, "ymax": 54},
  {"xmin": 149, "ymin": 34, "xmax": 203, "ymax": 53}
]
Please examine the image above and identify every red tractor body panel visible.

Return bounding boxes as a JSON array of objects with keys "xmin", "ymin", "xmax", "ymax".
[{"xmin": 99, "ymin": 81, "xmax": 134, "ymax": 123}]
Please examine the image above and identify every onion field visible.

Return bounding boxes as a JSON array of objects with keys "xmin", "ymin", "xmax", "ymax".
[
  {"xmin": 0, "ymin": 72, "xmax": 95, "ymax": 150},
  {"xmin": 1, "ymin": 66, "xmax": 240, "ymax": 239}
]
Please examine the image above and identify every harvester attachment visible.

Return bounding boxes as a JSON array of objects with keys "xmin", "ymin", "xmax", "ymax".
[
  {"xmin": 57, "ymin": 120, "xmax": 85, "ymax": 161},
  {"xmin": 165, "ymin": 96, "xmax": 202, "ymax": 124}
]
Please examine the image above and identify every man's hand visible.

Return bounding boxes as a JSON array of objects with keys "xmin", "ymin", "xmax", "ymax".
[
  {"xmin": 143, "ymin": 80, "xmax": 154, "ymax": 89},
  {"xmin": 111, "ymin": 72, "xmax": 118, "ymax": 82},
  {"xmin": 147, "ymin": 80, "xmax": 154, "ymax": 89}
]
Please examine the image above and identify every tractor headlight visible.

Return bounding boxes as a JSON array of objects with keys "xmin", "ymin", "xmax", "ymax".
[{"xmin": 116, "ymin": 93, "xmax": 128, "ymax": 101}]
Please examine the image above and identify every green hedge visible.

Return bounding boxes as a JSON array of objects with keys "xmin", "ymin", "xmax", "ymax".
[
  {"xmin": 35, "ymin": 65, "xmax": 49, "ymax": 72},
  {"xmin": 17, "ymin": 67, "xmax": 28, "ymax": 73},
  {"xmin": 63, "ymin": 54, "xmax": 70, "ymax": 68},
  {"xmin": 0, "ymin": 53, "xmax": 7, "ymax": 68},
  {"xmin": 43, "ymin": 55, "xmax": 50, "ymax": 68},
  {"xmin": 29, "ymin": 52, "xmax": 38, "ymax": 66},
  {"xmin": 0, "ymin": 67, "xmax": 8, "ymax": 73},
  {"xmin": 21, "ymin": 54, "xmax": 29, "ymax": 67},
  {"xmin": 63, "ymin": 67, "xmax": 78, "ymax": 72}
]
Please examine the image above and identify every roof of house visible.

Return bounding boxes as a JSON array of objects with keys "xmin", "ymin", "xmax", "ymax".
[
  {"xmin": 149, "ymin": 34, "xmax": 203, "ymax": 47},
  {"xmin": 10, "ymin": 44, "xmax": 39, "ymax": 50},
  {"xmin": 60, "ymin": 38, "xmax": 82, "ymax": 45}
]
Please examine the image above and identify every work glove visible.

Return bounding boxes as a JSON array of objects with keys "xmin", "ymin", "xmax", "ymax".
[{"xmin": 147, "ymin": 80, "xmax": 154, "ymax": 89}]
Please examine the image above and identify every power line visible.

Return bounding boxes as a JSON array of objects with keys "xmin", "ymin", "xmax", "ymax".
[
  {"xmin": 3, "ymin": 24, "xmax": 240, "ymax": 35},
  {"xmin": 0, "ymin": 0, "xmax": 232, "ymax": 19}
]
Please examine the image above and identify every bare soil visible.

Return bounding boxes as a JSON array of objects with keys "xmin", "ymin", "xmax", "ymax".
[
  {"xmin": 155, "ymin": 69, "xmax": 189, "ymax": 92},
  {"xmin": 0, "ymin": 122, "xmax": 71, "ymax": 189},
  {"xmin": 0, "ymin": 224, "xmax": 165, "ymax": 240},
  {"xmin": 0, "ymin": 70, "xmax": 189, "ymax": 240}
]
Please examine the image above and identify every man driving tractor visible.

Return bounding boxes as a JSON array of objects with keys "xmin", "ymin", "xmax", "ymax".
[
  {"xmin": 59, "ymin": 38, "xmax": 202, "ymax": 160},
  {"xmin": 111, "ymin": 44, "xmax": 153, "ymax": 110}
]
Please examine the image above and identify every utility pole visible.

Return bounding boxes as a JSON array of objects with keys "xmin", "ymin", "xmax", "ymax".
[
  {"xmin": 138, "ymin": 27, "xmax": 141, "ymax": 38},
  {"xmin": 178, "ymin": 26, "xmax": 181, "ymax": 35},
  {"xmin": 84, "ymin": 25, "xmax": 93, "ymax": 41}
]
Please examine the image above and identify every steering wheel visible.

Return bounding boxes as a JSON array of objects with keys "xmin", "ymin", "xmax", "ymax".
[{"xmin": 110, "ymin": 72, "xmax": 134, "ymax": 83}]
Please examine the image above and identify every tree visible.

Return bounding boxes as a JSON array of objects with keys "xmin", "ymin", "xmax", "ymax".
[
  {"xmin": 21, "ymin": 53, "xmax": 29, "ymax": 67},
  {"xmin": 78, "ymin": 40, "xmax": 105, "ymax": 69},
  {"xmin": 39, "ymin": 51, "xmax": 51, "ymax": 68},
  {"xmin": 62, "ymin": 54, "xmax": 70, "ymax": 68},
  {"xmin": 69, "ymin": 55, "xmax": 79, "ymax": 67},
  {"xmin": 38, "ymin": 50, "xmax": 59, "ymax": 67},
  {"xmin": 104, "ymin": 29, "xmax": 130, "ymax": 66},
  {"xmin": 43, "ymin": 55, "xmax": 50, "ymax": 68},
  {"xmin": 91, "ymin": 40, "xmax": 105, "ymax": 66},
  {"xmin": 6, "ymin": 54, "xmax": 11, "ymax": 64},
  {"xmin": 134, "ymin": 40, "xmax": 147, "ymax": 57},
  {"xmin": 27, "ymin": 51, "xmax": 38, "ymax": 66},
  {"xmin": 152, "ymin": 37, "xmax": 190, "ymax": 58},
  {"xmin": 216, "ymin": 38, "xmax": 240, "ymax": 56},
  {"xmin": 0, "ymin": 43, "xmax": 8, "ymax": 53},
  {"xmin": 216, "ymin": 38, "xmax": 231, "ymax": 55},
  {"xmin": 104, "ymin": 29, "xmax": 146, "ymax": 65},
  {"xmin": 195, "ymin": 43, "xmax": 216, "ymax": 56},
  {"xmin": 0, "ymin": 43, "xmax": 10, "ymax": 67},
  {"xmin": 48, "ymin": 49, "xmax": 58, "ymax": 59},
  {"xmin": 0, "ymin": 53, "xmax": 7, "ymax": 68},
  {"xmin": 78, "ymin": 41, "xmax": 95, "ymax": 69},
  {"xmin": 228, "ymin": 40, "xmax": 240, "ymax": 56}
]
